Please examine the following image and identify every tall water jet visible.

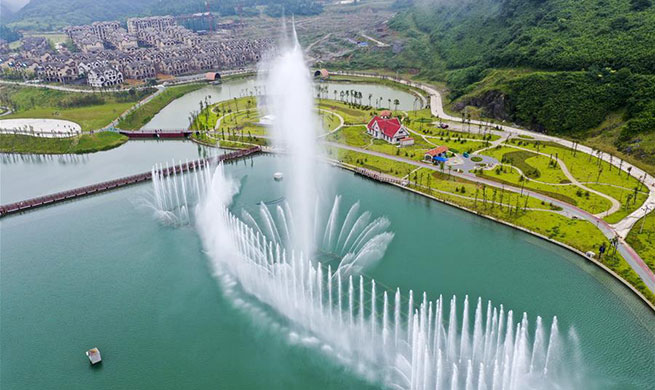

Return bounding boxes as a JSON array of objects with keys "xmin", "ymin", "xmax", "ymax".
[{"xmin": 263, "ymin": 22, "xmax": 323, "ymax": 257}]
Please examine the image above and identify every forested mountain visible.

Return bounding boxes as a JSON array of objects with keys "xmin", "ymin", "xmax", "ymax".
[
  {"xmin": 4, "ymin": 0, "xmax": 323, "ymax": 30},
  {"xmin": 335, "ymin": 0, "xmax": 655, "ymax": 167},
  {"xmin": 395, "ymin": 0, "xmax": 655, "ymax": 75}
]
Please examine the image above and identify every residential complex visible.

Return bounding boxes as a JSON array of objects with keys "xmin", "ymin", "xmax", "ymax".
[{"xmin": 0, "ymin": 16, "xmax": 271, "ymax": 87}]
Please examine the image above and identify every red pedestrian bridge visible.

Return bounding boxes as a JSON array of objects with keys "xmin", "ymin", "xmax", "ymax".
[{"xmin": 0, "ymin": 147, "xmax": 260, "ymax": 217}]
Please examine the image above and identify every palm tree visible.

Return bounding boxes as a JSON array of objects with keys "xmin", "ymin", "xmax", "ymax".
[
  {"xmin": 387, "ymin": 98, "xmax": 391, "ymax": 109},
  {"xmin": 334, "ymin": 90, "xmax": 337, "ymax": 101},
  {"xmin": 368, "ymin": 93, "xmax": 373, "ymax": 107},
  {"xmin": 394, "ymin": 98, "xmax": 400, "ymax": 112}
]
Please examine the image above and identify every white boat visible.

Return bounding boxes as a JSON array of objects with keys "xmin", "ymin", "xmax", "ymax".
[
  {"xmin": 273, "ymin": 172, "xmax": 284, "ymax": 181},
  {"xmin": 86, "ymin": 347, "xmax": 102, "ymax": 365}
]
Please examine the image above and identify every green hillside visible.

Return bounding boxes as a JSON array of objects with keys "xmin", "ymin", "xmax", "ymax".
[
  {"xmin": 404, "ymin": 0, "xmax": 655, "ymax": 74},
  {"xmin": 333, "ymin": 0, "xmax": 655, "ymax": 171},
  {"xmin": 5, "ymin": 0, "xmax": 323, "ymax": 30}
]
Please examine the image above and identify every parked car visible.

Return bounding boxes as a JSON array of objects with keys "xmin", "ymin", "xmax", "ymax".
[{"xmin": 439, "ymin": 123, "xmax": 449, "ymax": 129}]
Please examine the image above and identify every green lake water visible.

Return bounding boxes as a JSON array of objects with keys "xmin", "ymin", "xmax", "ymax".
[
  {"xmin": 141, "ymin": 79, "xmax": 419, "ymax": 130},
  {"xmin": 2, "ymin": 149, "xmax": 654, "ymax": 389}
]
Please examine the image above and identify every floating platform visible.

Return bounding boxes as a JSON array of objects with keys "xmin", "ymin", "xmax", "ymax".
[{"xmin": 86, "ymin": 348, "xmax": 102, "ymax": 365}]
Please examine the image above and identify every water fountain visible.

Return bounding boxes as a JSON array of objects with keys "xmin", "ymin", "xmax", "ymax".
[
  {"xmin": 258, "ymin": 24, "xmax": 325, "ymax": 256},
  {"xmin": 185, "ymin": 162, "xmax": 579, "ymax": 390},
  {"xmin": 150, "ymin": 23, "xmax": 581, "ymax": 389}
]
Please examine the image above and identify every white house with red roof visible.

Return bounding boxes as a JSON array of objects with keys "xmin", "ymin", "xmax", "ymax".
[{"xmin": 366, "ymin": 115, "xmax": 413, "ymax": 145}]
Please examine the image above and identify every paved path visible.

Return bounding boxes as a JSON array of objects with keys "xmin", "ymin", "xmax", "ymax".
[
  {"xmin": 110, "ymin": 85, "xmax": 165, "ymax": 130},
  {"xmin": 360, "ymin": 33, "xmax": 390, "ymax": 47},
  {"xmin": 0, "ymin": 106, "xmax": 12, "ymax": 117},
  {"xmin": 508, "ymin": 144, "xmax": 622, "ymax": 217},
  {"xmin": 305, "ymin": 33, "xmax": 332, "ymax": 53}
]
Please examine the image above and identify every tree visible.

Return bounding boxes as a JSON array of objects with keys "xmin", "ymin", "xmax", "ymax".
[
  {"xmin": 631, "ymin": 0, "xmax": 652, "ymax": 11},
  {"xmin": 394, "ymin": 98, "xmax": 400, "ymax": 112}
]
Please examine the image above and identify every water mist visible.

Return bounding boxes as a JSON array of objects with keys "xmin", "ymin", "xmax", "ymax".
[{"xmin": 261, "ymin": 24, "xmax": 323, "ymax": 257}]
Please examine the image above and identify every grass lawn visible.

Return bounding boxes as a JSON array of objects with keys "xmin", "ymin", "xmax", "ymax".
[
  {"xmin": 0, "ymin": 132, "xmax": 127, "ymax": 154},
  {"xmin": 318, "ymin": 100, "xmax": 374, "ymax": 124},
  {"xmin": 328, "ymin": 125, "xmax": 486, "ymax": 163},
  {"xmin": 507, "ymin": 138, "xmax": 643, "ymax": 191},
  {"xmin": 419, "ymin": 137, "xmax": 487, "ymax": 154},
  {"xmin": 410, "ymin": 122, "xmax": 501, "ymax": 142},
  {"xmin": 2, "ymin": 85, "xmax": 153, "ymax": 131},
  {"xmin": 409, "ymin": 179, "xmax": 655, "ymax": 306},
  {"xmin": 6, "ymin": 104, "xmax": 134, "ymax": 131},
  {"xmin": 626, "ymin": 211, "xmax": 655, "ymax": 273},
  {"xmin": 481, "ymin": 145, "xmax": 627, "ymax": 213},
  {"xmin": 524, "ymin": 155, "xmax": 570, "ymax": 183},
  {"xmin": 193, "ymin": 107, "xmax": 220, "ymax": 130},
  {"xmin": 367, "ymin": 138, "xmax": 433, "ymax": 162},
  {"xmin": 193, "ymin": 96, "xmax": 258, "ymax": 131},
  {"xmin": 414, "ymin": 168, "xmax": 555, "ymax": 211},
  {"xmin": 118, "ymin": 83, "xmax": 204, "ymax": 129},
  {"xmin": 326, "ymin": 146, "xmax": 416, "ymax": 177},
  {"xmin": 214, "ymin": 109, "xmax": 266, "ymax": 136},
  {"xmin": 319, "ymin": 110, "xmax": 342, "ymax": 133},
  {"xmin": 326, "ymin": 125, "xmax": 370, "ymax": 147},
  {"xmin": 585, "ymin": 184, "xmax": 649, "ymax": 224},
  {"xmin": 476, "ymin": 165, "xmax": 612, "ymax": 214}
]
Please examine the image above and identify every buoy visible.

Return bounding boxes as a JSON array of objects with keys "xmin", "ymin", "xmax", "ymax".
[{"xmin": 273, "ymin": 172, "xmax": 283, "ymax": 181}]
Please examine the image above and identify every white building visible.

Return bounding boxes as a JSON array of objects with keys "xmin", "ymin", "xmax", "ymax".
[
  {"xmin": 87, "ymin": 66, "xmax": 124, "ymax": 88},
  {"xmin": 366, "ymin": 115, "xmax": 412, "ymax": 145}
]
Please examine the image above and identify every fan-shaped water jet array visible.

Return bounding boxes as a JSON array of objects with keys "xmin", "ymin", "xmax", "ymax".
[{"xmin": 188, "ymin": 164, "xmax": 580, "ymax": 390}]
